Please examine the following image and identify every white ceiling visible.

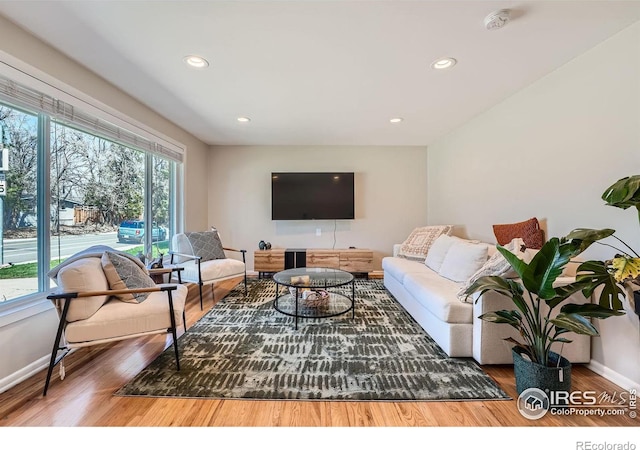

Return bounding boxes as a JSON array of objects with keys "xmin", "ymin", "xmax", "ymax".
[{"xmin": 1, "ymin": 1, "xmax": 640, "ymax": 147}]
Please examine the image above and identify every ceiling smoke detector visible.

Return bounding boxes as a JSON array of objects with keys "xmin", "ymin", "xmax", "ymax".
[{"xmin": 484, "ymin": 9, "xmax": 510, "ymax": 31}]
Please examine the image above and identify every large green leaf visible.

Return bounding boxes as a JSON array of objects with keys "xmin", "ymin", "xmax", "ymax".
[
  {"xmin": 602, "ymin": 175, "xmax": 640, "ymax": 210},
  {"xmin": 550, "ymin": 313, "xmax": 600, "ymax": 336},
  {"xmin": 515, "ymin": 238, "xmax": 574, "ymax": 300},
  {"xmin": 478, "ymin": 310, "xmax": 522, "ymax": 328},
  {"xmin": 560, "ymin": 302, "xmax": 625, "ymax": 319},
  {"xmin": 550, "ymin": 336, "xmax": 573, "ymax": 344},
  {"xmin": 463, "ymin": 275, "xmax": 533, "ymax": 319},
  {"xmin": 461, "ymin": 275, "xmax": 519, "ymax": 300},
  {"xmin": 576, "ymin": 260, "xmax": 626, "ymax": 310},
  {"xmin": 547, "ymin": 279, "xmax": 592, "ymax": 309},
  {"xmin": 564, "ymin": 228, "xmax": 616, "ymax": 254},
  {"xmin": 495, "ymin": 245, "xmax": 530, "ymax": 280}
]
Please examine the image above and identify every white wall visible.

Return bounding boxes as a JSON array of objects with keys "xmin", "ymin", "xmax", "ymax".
[
  {"xmin": 0, "ymin": 15, "xmax": 210, "ymax": 391},
  {"xmin": 427, "ymin": 22, "xmax": 640, "ymax": 388},
  {"xmin": 208, "ymin": 146, "xmax": 428, "ymax": 272}
]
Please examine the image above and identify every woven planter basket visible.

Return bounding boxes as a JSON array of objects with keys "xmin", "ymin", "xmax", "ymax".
[{"xmin": 512, "ymin": 347, "xmax": 571, "ymax": 396}]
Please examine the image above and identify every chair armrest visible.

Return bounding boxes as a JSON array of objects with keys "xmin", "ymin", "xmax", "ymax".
[
  {"xmin": 47, "ymin": 284, "xmax": 178, "ymax": 300},
  {"xmin": 223, "ymin": 247, "xmax": 247, "ymax": 254},
  {"xmin": 169, "ymin": 251, "xmax": 201, "ymax": 262},
  {"xmin": 223, "ymin": 247, "xmax": 247, "ymax": 265}
]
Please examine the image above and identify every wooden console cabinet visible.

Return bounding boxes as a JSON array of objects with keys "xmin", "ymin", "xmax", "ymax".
[{"xmin": 254, "ymin": 248, "xmax": 373, "ymax": 276}]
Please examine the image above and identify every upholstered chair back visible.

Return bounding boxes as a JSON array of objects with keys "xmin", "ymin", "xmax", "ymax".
[
  {"xmin": 54, "ymin": 257, "xmax": 110, "ymax": 322},
  {"xmin": 172, "ymin": 230, "xmax": 226, "ymax": 262}
]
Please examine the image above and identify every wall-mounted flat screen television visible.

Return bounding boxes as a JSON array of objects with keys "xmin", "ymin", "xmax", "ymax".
[{"xmin": 271, "ymin": 172, "xmax": 355, "ymax": 220}]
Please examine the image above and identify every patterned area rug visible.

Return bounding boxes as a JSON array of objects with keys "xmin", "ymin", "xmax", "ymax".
[{"xmin": 116, "ymin": 279, "xmax": 510, "ymax": 401}]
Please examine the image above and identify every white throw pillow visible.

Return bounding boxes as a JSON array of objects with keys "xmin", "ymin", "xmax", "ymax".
[
  {"xmin": 425, "ymin": 234, "xmax": 463, "ymax": 272},
  {"xmin": 438, "ymin": 241, "xmax": 489, "ymax": 283},
  {"xmin": 457, "ymin": 238, "xmax": 526, "ymax": 302}
]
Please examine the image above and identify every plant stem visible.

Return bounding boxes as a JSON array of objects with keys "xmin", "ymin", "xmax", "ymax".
[
  {"xmin": 611, "ymin": 235, "xmax": 640, "ymax": 258},
  {"xmin": 594, "ymin": 241, "xmax": 634, "ymax": 257}
]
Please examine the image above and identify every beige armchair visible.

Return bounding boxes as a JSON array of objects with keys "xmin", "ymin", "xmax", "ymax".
[
  {"xmin": 170, "ymin": 229, "xmax": 247, "ymax": 309},
  {"xmin": 44, "ymin": 246, "xmax": 187, "ymax": 396}
]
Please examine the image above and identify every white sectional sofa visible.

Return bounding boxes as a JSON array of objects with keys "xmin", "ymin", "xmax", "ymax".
[{"xmin": 382, "ymin": 236, "xmax": 592, "ymax": 365}]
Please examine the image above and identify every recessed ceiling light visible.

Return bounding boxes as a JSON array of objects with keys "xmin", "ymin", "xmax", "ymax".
[
  {"xmin": 183, "ymin": 55, "xmax": 209, "ymax": 68},
  {"xmin": 390, "ymin": 118, "xmax": 403, "ymax": 123},
  {"xmin": 431, "ymin": 58, "xmax": 457, "ymax": 70},
  {"xmin": 237, "ymin": 117, "xmax": 251, "ymax": 123}
]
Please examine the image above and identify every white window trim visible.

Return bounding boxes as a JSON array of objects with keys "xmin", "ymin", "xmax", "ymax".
[{"xmin": 0, "ymin": 50, "xmax": 186, "ymax": 159}]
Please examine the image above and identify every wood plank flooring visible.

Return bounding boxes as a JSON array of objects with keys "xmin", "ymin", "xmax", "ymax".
[{"xmin": 1, "ymin": 277, "xmax": 637, "ymax": 429}]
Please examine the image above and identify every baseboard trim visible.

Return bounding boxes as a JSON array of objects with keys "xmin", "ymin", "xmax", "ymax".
[
  {"xmin": 0, "ymin": 355, "xmax": 48, "ymax": 394},
  {"xmin": 587, "ymin": 360, "xmax": 640, "ymax": 392}
]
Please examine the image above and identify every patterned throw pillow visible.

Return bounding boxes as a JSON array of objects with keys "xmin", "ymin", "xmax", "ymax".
[
  {"xmin": 398, "ymin": 225, "xmax": 452, "ymax": 262},
  {"xmin": 457, "ymin": 238, "xmax": 527, "ymax": 303},
  {"xmin": 184, "ymin": 230, "xmax": 226, "ymax": 262},
  {"xmin": 492, "ymin": 217, "xmax": 545, "ymax": 249},
  {"xmin": 101, "ymin": 251, "xmax": 156, "ymax": 303}
]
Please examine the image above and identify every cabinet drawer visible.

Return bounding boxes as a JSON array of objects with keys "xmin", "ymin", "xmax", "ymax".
[
  {"xmin": 306, "ymin": 251, "xmax": 340, "ymax": 269},
  {"xmin": 254, "ymin": 250, "xmax": 285, "ymax": 272},
  {"xmin": 340, "ymin": 251, "xmax": 373, "ymax": 273}
]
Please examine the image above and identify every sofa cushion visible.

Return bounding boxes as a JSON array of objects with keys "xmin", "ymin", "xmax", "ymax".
[
  {"xmin": 438, "ymin": 241, "xmax": 489, "ymax": 283},
  {"xmin": 64, "ymin": 284, "xmax": 188, "ymax": 344},
  {"xmin": 101, "ymin": 251, "xmax": 156, "ymax": 303},
  {"xmin": 398, "ymin": 225, "xmax": 452, "ymax": 261},
  {"xmin": 403, "ymin": 271, "xmax": 473, "ymax": 323},
  {"xmin": 382, "ymin": 256, "xmax": 429, "ymax": 284},
  {"xmin": 55, "ymin": 257, "xmax": 110, "ymax": 322},
  {"xmin": 180, "ymin": 258, "xmax": 246, "ymax": 284}
]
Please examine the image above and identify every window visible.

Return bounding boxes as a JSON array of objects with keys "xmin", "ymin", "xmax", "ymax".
[
  {"xmin": 0, "ymin": 105, "xmax": 39, "ymax": 300},
  {"xmin": 150, "ymin": 155, "xmax": 172, "ymax": 259},
  {"xmin": 0, "ymin": 75, "xmax": 182, "ymax": 306}
]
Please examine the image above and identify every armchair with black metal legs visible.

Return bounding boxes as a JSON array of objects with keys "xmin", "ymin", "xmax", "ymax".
[
  {"xmin": 170, "ymin": 229, "xmax": 247, "ymax": 310},
  {"xmin": 43, "ymin": 248, "xmax": 187, "ymax": 396}
]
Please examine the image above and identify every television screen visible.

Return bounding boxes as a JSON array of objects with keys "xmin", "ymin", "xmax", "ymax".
[{"xmin": 271, "ymin": 172, "xmax": 355, "ymax": 220}]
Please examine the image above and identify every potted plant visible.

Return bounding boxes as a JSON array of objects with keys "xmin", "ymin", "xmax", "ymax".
[{"xmin": 462, "ymin": 228, "xmax": 626, "ymax": 395}]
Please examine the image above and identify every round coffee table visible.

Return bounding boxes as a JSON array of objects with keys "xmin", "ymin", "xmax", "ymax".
[{"xmin": 273, "ymin": 267, "xmax": 355, "ymax": 329}]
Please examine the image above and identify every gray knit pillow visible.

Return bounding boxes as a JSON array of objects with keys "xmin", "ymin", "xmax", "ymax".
[
  {"xmin": 185, "ymin": 230, "xmax": 226, "ymax": 262},
  {"xmin": 101, "ymin": 251, "xmax": 155, "ymax": 303}
]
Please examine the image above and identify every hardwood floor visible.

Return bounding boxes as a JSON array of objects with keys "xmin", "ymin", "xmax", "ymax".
[{"xmin": 1, "ymin": 277, "xmax": 637, "ymax": 430}]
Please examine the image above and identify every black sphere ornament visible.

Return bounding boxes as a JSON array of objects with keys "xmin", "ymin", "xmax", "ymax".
[
  {"xmin": 265, "ymin": 242, "xmax": 272, "ymax": 250},
  {"xmin": 259, "ymin": 240, "xmax": 266, "ymax": 250}
]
